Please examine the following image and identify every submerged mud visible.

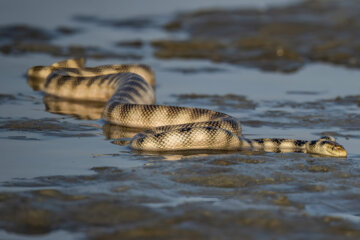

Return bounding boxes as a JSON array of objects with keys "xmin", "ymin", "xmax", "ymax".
[
  {"xmin": 155, "ymin": 0, "xmax": 360, "ymax": 72},
  {"xmin": 1, "ymin": 42, "xmax": 142, "ymax": 60},
  {"xmin": 176, "ymin": 93, "xmax": 257, "ymax": 110},
  {"xmin": 0, "ymin": 94, "xmax": 15, "ymax": 104},
  {"xmin": 0, "ymin": 24, "xmax": 141, "ymax": 60},
  {"xmin": 0, "ymin": 24, "xmax": 77, "ymax": 43},
  {"xmin": 0, "ymin": 118, "xmax": 98, "ymax": 138},
  {"xmin": 73, "ymin": 15, "xmax": 156, "ymax": 29},
  {"xmin": 1, "ymin": 156, "xmax": 360, "ymax": 239},
  {"xmin": 174, "ymin": 93, "xmax": 360, "ymax": 133}
]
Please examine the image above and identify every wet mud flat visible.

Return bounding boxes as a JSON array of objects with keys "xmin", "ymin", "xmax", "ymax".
[
  {"xmin": 157, "ymin": 0, "xmax": 360, "ymax": 73},
  {"xmin": 1, "ymin": 91, "xmax": 360, "ymax": 239},
  {"xmin": 0, "ymin": 0, "xmax": 360, "ymax": 239},
  {"xmin": 1, "ymin": 155, "xmax": 360, "ymax": 240}
]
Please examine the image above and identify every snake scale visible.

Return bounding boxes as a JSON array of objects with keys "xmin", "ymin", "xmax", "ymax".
[{"xmin": 27, "ymin": 59, "xmax": 347, "ymax": 157}]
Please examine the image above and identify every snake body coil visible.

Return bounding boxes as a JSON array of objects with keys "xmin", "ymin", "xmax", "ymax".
[{"xmin": 27, "ymin": 59, "xmax": 347, "ymax": 157}]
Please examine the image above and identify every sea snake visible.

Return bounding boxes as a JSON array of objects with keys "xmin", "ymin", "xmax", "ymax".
[{"xmin": 27, "ymin": 58, "xmax": 347, "ymax": 157}]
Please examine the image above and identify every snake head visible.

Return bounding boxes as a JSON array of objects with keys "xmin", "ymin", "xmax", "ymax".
[
  {"xmin": 306, "ymin": 136, "xmax": 347, "ymax": 157},
  {"xmin": 319, "ymin": 140, "xmax": 347, "ymax": 157}
]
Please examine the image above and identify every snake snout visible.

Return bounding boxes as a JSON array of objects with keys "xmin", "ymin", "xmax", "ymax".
[{"xmin": 324, "ymin": 142, "xmax": 347, "ymax": 157}]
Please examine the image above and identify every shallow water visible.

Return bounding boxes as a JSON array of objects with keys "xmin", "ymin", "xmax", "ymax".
[{"xmin": 0, "ymin": 0, "xmax": 360, "ymax": 239}]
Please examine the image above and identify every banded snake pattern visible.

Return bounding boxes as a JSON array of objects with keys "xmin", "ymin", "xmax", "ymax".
[{"xmin": 27, "ymin": 59, "xmax": 347, "ymax": 157}]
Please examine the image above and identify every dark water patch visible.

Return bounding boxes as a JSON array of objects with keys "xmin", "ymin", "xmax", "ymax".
[
  {"xmin": 1, "ymin": 43, "xmax": 63, "ymax": 55},
  {"xmin": 252, "ymin": 110, "xmax": 360, "ymax": 131},
  {"xmin": 220, "ymin": 156, "xmax": 266, "ymax": 164},
  {"xmin": 1, "ymin": 118, "xmax": 63, "ymax": 131},
  {"xmin": 317, "ymin": 131, "xmax": 360, "ymax": 140},
  {"xmin": 328, "ymin": 95, "xmax": 360, "ymax": 107},
  {"xmin": 73, "ymin": 15, "xmax": 155, "ymax": 29},
  {"xmin": 171, "ymin": 170, "xmax": 290, "ymax": 189},
  {"xmin": 0, "ymin": 93, "xmax": 16, "ymax": 104},
  {"xmin": 0, "ymin": 24, "xmax": 79, "ymax": 45},
  {"xmin": 4, "ymin": 135, "xmax": 40, "ymax": 141},
  {"xmin": 0, "ymin": 118, "xmax": 98, "ymax": 137},
  {"xmin": 152, "ymin": 39, "xmax": 225, "ymax": 61},
  {"xmin": 71, "ymin": 201, "xmax": 156, "ymax": 226},
  {"xmin": 1, "ymin": 42, "xmax": 142, "ymax": 60},
  {"xmin": 0, "ymin": 24, "xmax": 53, "ymax": 43},
  {"xmin": 3, "ymin": 176, "xmax": 97, "ymax": 188},
  {"xmin": 155, "ymin": 0, "xmax": 360, "ymax": 72},
  {"xmin": 174, "ymin": 173, "xmax": 275, "ymax": 188},
  {"xmin": 283, "ymin": 163, "xmax": 338, "ymax": 174},
  {"xmin": 3, "ymin": 167, "xmax": 128, "ymax": 188},
  {"xmin": 115, "ymin": 39, "xmax": 144, "ymax": 48},
  {"xmin": 175, "ymin": 93, "xmax": 257, "ymax": 109},
  {"xmin": 166, "ymin": 66, "xmax": 225, "ymax": 74},
  {"xmin": 272, "ymin": 95, "xmax": 360, "ymax": 109},
  {"xmin": 286, "ymin": 90, "xmax": 322, "ymax": 95},
  {"xmin": 55, "ymin": 26, "xmax": 79, "ymax": 35},
  {"xmin": 165, "ymin": 164, "xmax": 231, "ymax": 177},
  {"xmin": 270, "ymin": 100, "xmax": 326, "ymax": 110}
]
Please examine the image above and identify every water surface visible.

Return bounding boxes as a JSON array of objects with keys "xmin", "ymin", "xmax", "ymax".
[{"xmin": 0, "ymin": 0, "xmax": 359, "ymax": 239}]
